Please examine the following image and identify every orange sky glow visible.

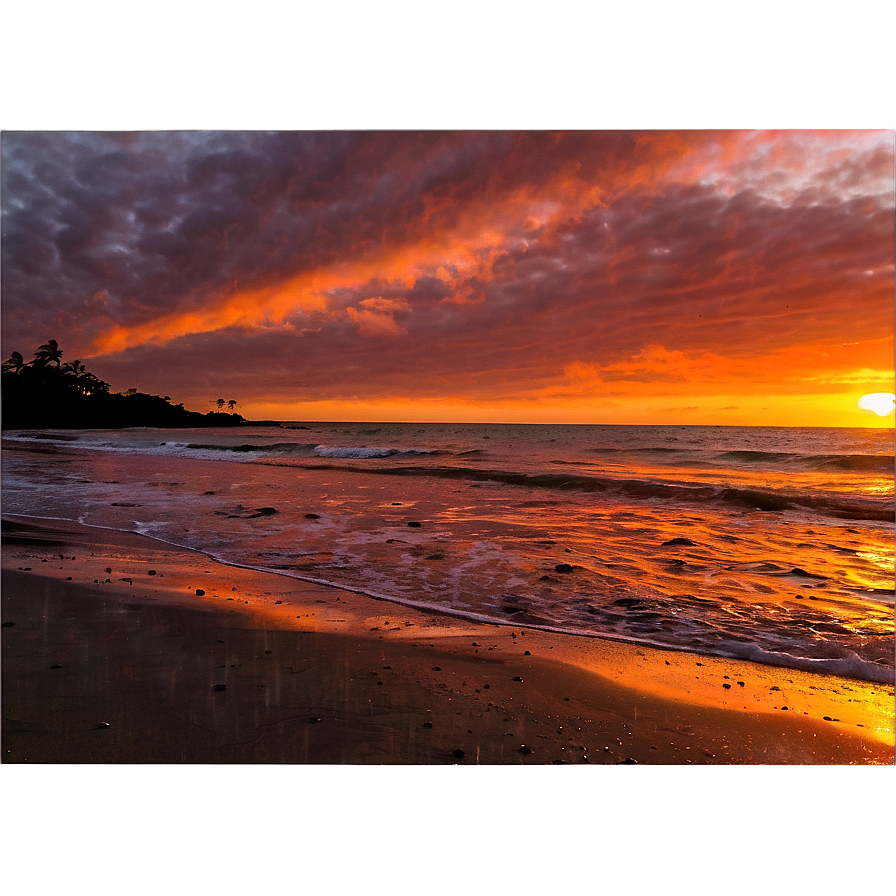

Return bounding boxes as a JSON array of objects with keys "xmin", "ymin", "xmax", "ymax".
[{"xmin": 2, "ymin": 130, "xmax": 893, "ymax": 427}]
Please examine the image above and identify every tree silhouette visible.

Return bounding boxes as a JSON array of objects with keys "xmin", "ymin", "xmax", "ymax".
[
  {"xmin": 3, "ymin": 340, "xmax": 245, "ymax": 429},
  {"xmin": 34, "ymin": 339, "xmax": 63, "ymax": 368},
  {"xmin": 2, "ymin": 351, "xmax": 26, "ymax": 373},
  {"xmin": 227, "ymin": 399, "xmax": 237, "ymax": 412}
]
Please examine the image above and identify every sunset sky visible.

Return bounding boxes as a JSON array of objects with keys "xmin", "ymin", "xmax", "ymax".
[{"xmin": 2, "ymin": 129, "xmax": 893, "ymax": 426}]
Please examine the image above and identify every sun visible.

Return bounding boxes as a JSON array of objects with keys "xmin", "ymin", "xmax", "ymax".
[{"xmin": 858, "ymin": 392, "xmax": 896, "ymax": 416}]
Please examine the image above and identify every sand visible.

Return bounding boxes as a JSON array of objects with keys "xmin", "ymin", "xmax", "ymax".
[
  {"xmin": 2, "ymin": 514, "xmax": 893, "ymax": 764},
  {"xmin": 0, "ymin": 518, "xmax": 896, "ymax": 894}
]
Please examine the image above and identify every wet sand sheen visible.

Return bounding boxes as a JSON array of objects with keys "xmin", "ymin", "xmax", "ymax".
[{"xmin": 2, "ymin": 515, "xmax": 892, "ymax": 764}]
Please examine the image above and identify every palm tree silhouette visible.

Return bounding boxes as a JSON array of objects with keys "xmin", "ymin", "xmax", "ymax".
[
  {"xmin": 2, "ymin": 351, "xmax": 26, "ymax": 373},
  {"xmin": 62, "ymin": 359, "xmax": 86, "ymax": 377},
  {"xmin": 34, "ymin": 339, "xmax": 63, "ymax": 368},
  {"xmin": 227, "ymin": 399, "xmax": 237, "ymax": 412}
]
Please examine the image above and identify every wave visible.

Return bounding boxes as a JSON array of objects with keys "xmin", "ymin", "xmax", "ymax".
[
  {"xmin": 717, "ymin": 450, "xmax": 894, "ymax": 474},
  {"xmin": 185, "ymin": 441, "xmax": 317, "ymax": 455},
  {"xmin": 312, "ymin": 445, "xmax": 447, "ymax": 459},
  {"xmin": 143, "ymin": 440, "xmax": 447, "ymax": 461},
  {"xmin": 587, "ymin": 444, "xmax": 895, "ymax": 475},
  {"xmin": 271, "ymin": 461, "xmax": 893, "ymax": 522}
]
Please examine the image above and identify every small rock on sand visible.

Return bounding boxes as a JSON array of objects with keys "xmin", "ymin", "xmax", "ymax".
[
  {"xmin": 452, "ymin": 749, "xmax": 465, "ymax": 758},
  {"xmin": 212, "ymin": 684, "xmax": 226, "ymax": 691},
  {"xmin": 251, "ymin": 507, "xmax": 278, "ymax": 517},
  {"xmin": 554, "ymin": 563, "xmax": 574, "ymax": 573},
  {"xmin": 196, "ymin": 588, "xmax": 205, "ymax": 596}
]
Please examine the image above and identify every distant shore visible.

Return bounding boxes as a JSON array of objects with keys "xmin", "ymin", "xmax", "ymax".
[{"xmin": 2, "ymin": 515, "xmax": 892, "ymax": 764}]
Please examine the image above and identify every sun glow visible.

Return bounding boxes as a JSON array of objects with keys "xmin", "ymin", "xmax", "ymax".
[{"xmin": 858, "ymin": 393, "xmax": 896, "ymax": 417}]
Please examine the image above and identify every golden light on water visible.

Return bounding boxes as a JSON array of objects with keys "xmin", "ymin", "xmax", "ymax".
[{"xmin": 858, "ymin": 393, "xmax": 896, "ymax": 417}]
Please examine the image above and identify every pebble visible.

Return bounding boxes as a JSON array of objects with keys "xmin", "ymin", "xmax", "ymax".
[
  {"xmin": 524, "ymin": 650, "xmax": 531, "ymax": 656},
  {"xmin": 407, "ymin": 521, "xmax": 422, "ymax": 528},
  {"xmin": 148, "ymin": 569, "xmax": 156, "ymax": 575},
  {"xmin": 554, "ymin": 563, "xmax": 574, "ymax": 573},
  {"xmin": 519, "ymin": 745, "xmax": 533, "ymax": 755},
  {"xmin": 512, "ymin": 676, "xmax": 523, "ymax": 682},
  {"xmin": 452, "ymin": 749, "xmax": 465, "ymax": 758},
  {"xmin": 251, "ymin": 507, "xmax": 278, "ymax": 517},
  {"xmin": 212, "ymin": 684, "xmax": 227, "ymax": 691},
  {"xmin": 96, "ymin": 722, "xmax": 111, "ymax": 729},
  {"xmin": 422, "ymin": 721, "xmax": 433, "ymax": 728},
  {"xmin": 1, "ymin": 622, "xmax": 14, "ymax": 628},
  {"xmin": 196, "ymin": 589, "xmax": 205, "ymax": 596},
  {"xmin": 722, "ymin": 683, "xmax": 731, "ymax": 690}
]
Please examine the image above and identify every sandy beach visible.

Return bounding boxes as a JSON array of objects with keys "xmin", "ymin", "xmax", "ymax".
[
  {"xmin": 7, "ymin": 518, "xmax": 894, "ymax": 894},
  {"xmin": 3, "ymin": 515, "xmax": 892, "ymax": 765}
]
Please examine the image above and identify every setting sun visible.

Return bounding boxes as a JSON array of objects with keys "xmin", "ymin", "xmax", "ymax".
[{"xmin": 859, "ymin": 392, "xmax": 896, "ymax": 417}]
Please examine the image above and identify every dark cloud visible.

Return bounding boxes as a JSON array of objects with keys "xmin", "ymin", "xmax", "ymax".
[{"xmin": 2, "ymin": 130, "xmax": 892, "ymax": 417}]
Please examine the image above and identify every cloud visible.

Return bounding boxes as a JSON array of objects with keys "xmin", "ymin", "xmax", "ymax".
[
  {"xmin": 2, "ymin": 130, "xmax": 892, "ymax": 422},
  {"xmin": 345, "ymin": 297, "xmax": 410, "ymax": 337}
]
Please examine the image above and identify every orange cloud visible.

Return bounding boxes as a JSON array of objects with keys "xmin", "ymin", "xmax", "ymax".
[{"xmin": 346, "ymin": 297, "xmax": 410, "ymax": 337}]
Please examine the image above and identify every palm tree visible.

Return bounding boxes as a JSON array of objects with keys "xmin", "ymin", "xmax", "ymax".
[
  {"xmin": 62, "ymin": 359, "xmax": 86, "ymax": 377},
  {"xmin": 2, "ymin": 351, "xmax": 26, "ymax": 373},
  {"xmin": 227, "ymin": 399, "xmax": 237, "ymax": 412},
  {"xmin": 34, "ymin": 339, "xmax": 63, "ymax": 368},
  {"xmin": 216, "ymin": 398, "xmax": 226, "ymax": 411}
]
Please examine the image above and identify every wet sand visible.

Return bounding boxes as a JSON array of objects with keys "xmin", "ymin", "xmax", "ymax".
[
  {"xmin": 0, "ymin": 518, "xmax": 896, "ymax": 894},
  {"xmin": 2, "ymin": 515, "xmax": 893, "ymax": 764}
]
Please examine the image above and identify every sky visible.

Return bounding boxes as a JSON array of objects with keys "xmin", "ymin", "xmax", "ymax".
[{"xmin": 2, "ymin": 129, "xmax": 894, "ymax": 426}]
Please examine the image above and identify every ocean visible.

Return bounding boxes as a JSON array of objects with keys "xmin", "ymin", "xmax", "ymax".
[{"xmin": 2, "ymin": 423, "xmax": 893, "ymax": 684}]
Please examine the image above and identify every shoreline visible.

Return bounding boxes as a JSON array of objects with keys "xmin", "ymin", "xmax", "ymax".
[{"xmin": 2, "ymin": 514, "xmax": 893, "ymax": 764}]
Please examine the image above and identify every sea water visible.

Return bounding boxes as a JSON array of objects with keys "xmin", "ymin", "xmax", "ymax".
[{"xmin": 2, "ymin": 423, "xmax": 893, "ymax": 683}]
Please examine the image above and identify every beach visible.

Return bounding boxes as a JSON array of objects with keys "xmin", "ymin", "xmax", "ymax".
[{"xmin": 3, "ymin": 515, "xmax": 892, "ymax": 765}]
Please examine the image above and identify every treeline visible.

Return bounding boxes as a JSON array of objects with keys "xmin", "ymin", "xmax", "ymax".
[{"xmin": 2, "ymin": 340, "xmax": 245, "ymax": 430}]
